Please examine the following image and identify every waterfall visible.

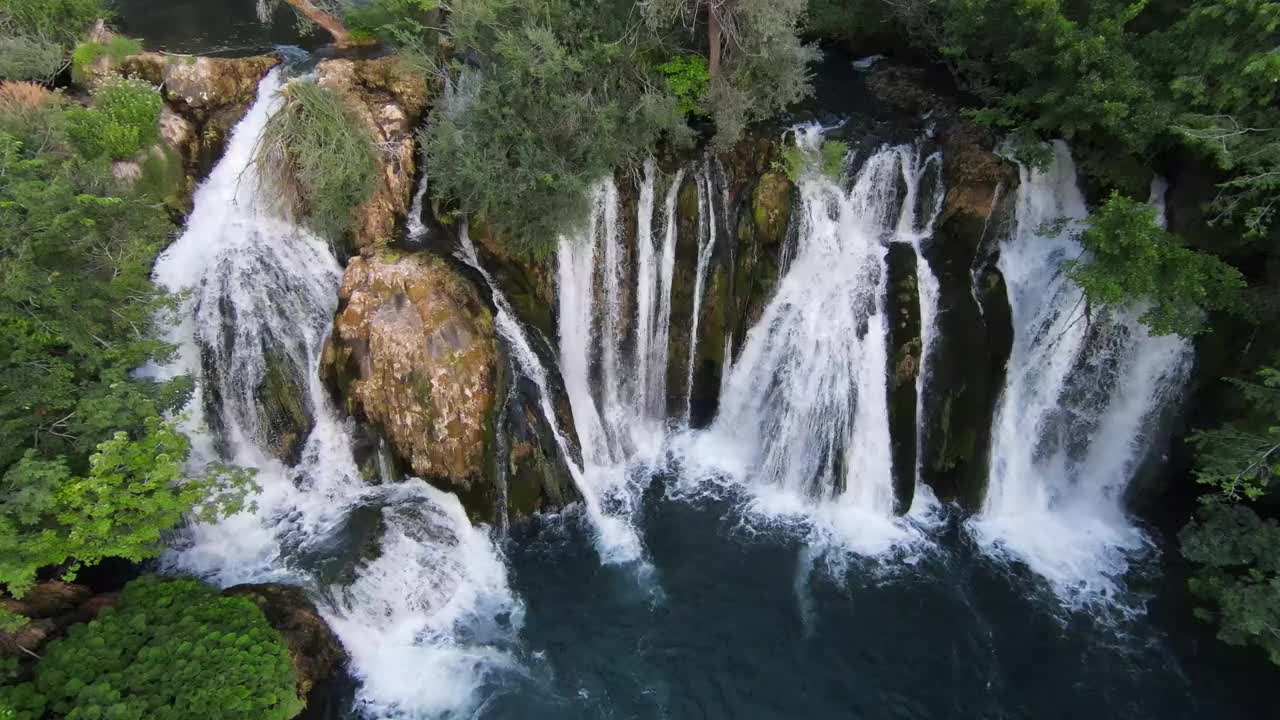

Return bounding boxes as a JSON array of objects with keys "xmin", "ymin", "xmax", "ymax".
[
  {"xmin": 969, "ymin": 141, "xmax": 1193, "ymax": 609},
  {"xmin": 456, "ymin": 226, "xmax": 644, "ymax": 564},
  {"xmin": 679, "ymin": 135, "xmax": 939, "ymax": 555},
  {"xmin": 649, "ymin": 167, "xmax": 687, "ymax": 418},
  {"xmin": 891, "ymin": 146, "xmax": 946, "ymax": 487},
  {"xmin": 406, "ymin": 168, "xmax": 429, "ymax": 242},
  {"xmin": 684, "ymin": 162, "xmax": 719, "ymax": 421},
  {"xmin": 150, "ymin": 69, "xmax": 523, "ymax": 718}
]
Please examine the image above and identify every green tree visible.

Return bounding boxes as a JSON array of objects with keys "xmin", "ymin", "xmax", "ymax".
[
  {"xmin": 0, "ymin": 419, "xmax": 257, "ymax": 597},
  {"xmin": 643, "ymin": 0, "xmax": 817, "ymax": 145},
  {"xmin": 0, "ymin": 577, "xmax": 303, "ymax": 720},
  {"xmin": 1065, "ymin": 192, "xmax": 1245, "ymax": 336},
  {"xmin": 423, "ymin": 0, "xmax": 687, "ymax": 255}
]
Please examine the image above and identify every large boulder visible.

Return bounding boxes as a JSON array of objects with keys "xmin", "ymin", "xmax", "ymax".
[
  {"xmin": 323, "ymin": 252, "xmax": 498, "ymax": 515},
  {"xmin": 316, "ymin": 57, "xmax": 430, "ymax": 255},
  {"xmin": 222, "ymin": 584, "xmax": 348, "ymax": 711}
]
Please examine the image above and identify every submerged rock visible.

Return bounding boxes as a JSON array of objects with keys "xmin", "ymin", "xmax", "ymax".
[{"xmin": 324, "ymin": 252, "xmax": 498, "ymax": 515}]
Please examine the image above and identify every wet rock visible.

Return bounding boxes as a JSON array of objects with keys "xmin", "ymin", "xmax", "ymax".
[
  {"xmin": 492, "ymin": 357, "xmax": 581, "ymax": 525},
  {"xmin": 323, "ymin": 252, "xmax": 498, "ymax": 515},
  {"xmin": 316, "ymin": 57, "xmax": 430, "ymax": 255},
  {"xmin": 223, "ymin": 584, "xmax": 348, "ymax": 708},
  {"xmin": 885, "ymin": 244, "xmax": 921, "ymax": 514},
  {"xmin": 256, "ymin": 345, "xmax": 314, "ymax": 465},
  {"xmin": 469, "ymin": 220, "xmax": 558, "ymax": 340},
  {"xmin": 1, "ymin": 582, "xmax": 92, "ymax": 619}
]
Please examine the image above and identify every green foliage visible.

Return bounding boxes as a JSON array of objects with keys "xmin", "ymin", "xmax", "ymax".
[
  {"xmin": 0, "ymin": 35, "xmax": 64, "ymax": 82},
  {"xmin": 343, "ymin": 0, "xmax": 440, "ymax": 48},
  {"xmin": 1065, "ymin": 192, "xmax": 1245, "ymax": 336},
  {"xmin": 0, "ymin": 0, "xmax": 108, "ymax": 48},
  {"xmin": 780, "ymin": 139, "xmax": 849, "ymax": 183},
  {"xmin": 1180, "ymin": 502, "xmax": 1280, "ymax": 665},
  {"xmin": 1189, "ymin": 366, "xmax": 1280, "ymax": 502},
  {"xmin": 66, "ymin": 78, "xmax": 163, "ymax": 160},
  {"xmin": 257, "ymin": 79, "xmax": 379, "ymax": 243},
  {"xmin": 424, "ymin": 0, "xmax": 687, "ymax": 255},
  {"xmin": 645, "ymin": 0, "xmax": 817, "ymax": 147},
  {"xmin": 70, "ymin": 35, "xmax": 142, "ymax": 85},
  {"xmin": 0, "ymin": 576, "xmax": 303, "ymax": 720},
  {"xmin": 657, "ymin": 55, "xmax": 709, "ymax": 116},
  {"xmin": 0, "ymin": 419, "xmax": 258, "ymax": 596}
]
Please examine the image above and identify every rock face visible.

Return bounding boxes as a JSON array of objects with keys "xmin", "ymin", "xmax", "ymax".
[
  {"xmin": 121, "ymin": 52, "xmax": 279, "ymax": 180},
  {"xmin": 885, "ymin": 244, "xmax": 922, "ymax": 514},
  {"xmin": 316, "ymin": 57, "xmax": 430, "ymax": 255},
  {"xmin": 222, "ymin": 584, "xmax": 348, "ymax": 711},
  {"xmin": 1, "ymin": 582, "xmax": 118, "ymax": 666},
  {"xmin": 324, "ymin": 252, "xmax": 499, "ymax": 515}
]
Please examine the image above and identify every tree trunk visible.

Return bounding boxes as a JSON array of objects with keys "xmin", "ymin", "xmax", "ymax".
[
  {"xmin": 708, "ymin": 2, "xmax": 722, "ymax": 80},
  {"xmin": 283, "ymin": 0, "xmax": 353, "ymax": 47}
]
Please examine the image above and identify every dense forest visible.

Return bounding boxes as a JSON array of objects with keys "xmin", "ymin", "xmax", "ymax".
[{"xmin": 1, "ymin": 0, "xmax": 1279, "ymax": 717}]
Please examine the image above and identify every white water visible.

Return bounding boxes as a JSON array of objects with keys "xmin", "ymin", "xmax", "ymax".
[
  {"xmin": 674, "ymin": 135, "xmax": 942, "ymax": 556},
  {"xmin": 406, "ymin": 168, "xmax": 430, "ymax": 242},
  {"xmin": 969, "ymin": 142, "xmax": 1193, "ymax": 609},
  {"xmin": 890, "ymin": 146, "xmax": 946, "ymax": 488},
  {"xmin": 152, "ymin": 70, "xmax": 524, "ymax": 719},
  {"xmin": 684, "ymin": 162, "xmax": 720, "ymax": 421},
  {"xmin": 457, "ymin": 226, "xmax": 644, "ymax": 564}
]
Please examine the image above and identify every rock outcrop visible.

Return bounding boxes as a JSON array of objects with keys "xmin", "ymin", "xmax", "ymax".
[
  {"xmin": 121, "ymin": 52, "xmax": 279, "ymax": 180},
  {"xmin": 1, "ymin": 582, "xmax": 118, "ymax": 666},
  {"xmin": 323, "ymin": 252, "xmax": 499, "ymax": 516},
  {"xmin": 316, "ymin": 57, "xmax": 430, "ymax": 255}
]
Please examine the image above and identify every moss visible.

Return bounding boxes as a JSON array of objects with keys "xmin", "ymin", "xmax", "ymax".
[{"xmin": 256, "ymin": 348, "xmax": 312, "ymax": 464}]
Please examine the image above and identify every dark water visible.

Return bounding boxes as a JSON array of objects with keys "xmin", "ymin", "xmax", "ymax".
[
  {"xmin": 474, "ymin": 483, "xmax": 1274, "ymax": 720},
  {"xmin": 113, "ymin": 0, "xmax": 313, "ymax": 55}
]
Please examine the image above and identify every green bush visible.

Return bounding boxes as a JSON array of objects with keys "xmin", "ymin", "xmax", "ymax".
[
  {"xmin": 0, "ymin": 35, "xmax": 63, "ymax": 81},
  {"xmin": 70, "ymin": 35, "xmax": 142, "ymax": 85},
  {"xmin": 0, "ymin": 577, "xmax": 304, "ymax": 720},
  {"xmin": 657, "ymin": 55, "xmax": 709, "ymax": 116},
  {"xmin": 66, "ymin": 77, "xmax": 163, "ymax": 160},
  {"xmin": 257, "ymin": 79, "xmax": 380, "ymax": 243},
  {"xmin": 0, "ymin": 0, "xmax": 108, "ymax": 47},
  {"xmin": 781, "ymin": 139, "xmax": 849, "ymax": 183}
]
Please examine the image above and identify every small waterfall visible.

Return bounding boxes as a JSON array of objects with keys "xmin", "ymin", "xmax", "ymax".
[
  {"xmin": 406, "ymin": 168, "xmax": 429, "ymax": 242},
  {"xmin": 890, "ymin": 146, "xmax": 945, "ymax": 487},
  {"xmin": 969, "ymin": 142, "xmax": 1193, "ymax": 609},
  {"xmin": 152, "ymin": 69, "xmax": 523, "ymax": 718},
  {"xmin": 649, "ymin": 167, "xmax": 687, "ymax": 418},
  {"xmin": 457, "ymin": 226, "xmax": 644, "ymax": 564},
  {"xmin": 684, "ymin": 162, "xmax": 719, "ymax": 421},
  {"xmin": 682, "ymin": 134, "xmax": 939, "ymax": 555}
]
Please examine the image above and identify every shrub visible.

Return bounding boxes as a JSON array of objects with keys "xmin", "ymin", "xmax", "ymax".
[
  {"xmin": 0, "ymin": 35, "xmax": 63, "ymax": 82},
  {"xmin": 70, "ymin": 35, "xmax": 142, "ymax": 85},
  {"xmin": 0, "ymin": 577, "xmax": 304, "ymax": 720},
  {"xmin": 256, "ymin": 79, "xmax": 380, "ymax": 243},
  {"xmin": 781, "ymin": 139, "xmax": 849, "ymax": 183},
  {"xmin": 65, "ymin": 77, "xmax": 163, "ymax": 160},
  {"xmin": 0, "ymin": 0, "xmax": 108, "ymax": 44},
  {"xmin": 657, "ymin": 55, "xmax": 709, "ymax": 116}
]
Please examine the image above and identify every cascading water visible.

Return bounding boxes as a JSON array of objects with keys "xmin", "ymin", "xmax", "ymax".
[
  {"xmin": 684, "ymin": 161, "xmax": 719, "ymax": 421},
  {"xmin": 676, "ymin": 132, "xmax": 942, "ymax": 556},
  {"xmin": 150, "ymin": 69, "xmax": 524, "ymax": 718},
  {"xmin": 969, "ymin": 141, "xmax": 1193, "ymax": 609},
  {"xmin": 456, "ymin": 226, "xmax": 644, "ymax": 564}
]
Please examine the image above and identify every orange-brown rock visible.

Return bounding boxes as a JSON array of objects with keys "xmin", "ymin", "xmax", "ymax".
[{"xmin": 324, "ymin": 252, "xmax": 497, "ymax": 489}]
